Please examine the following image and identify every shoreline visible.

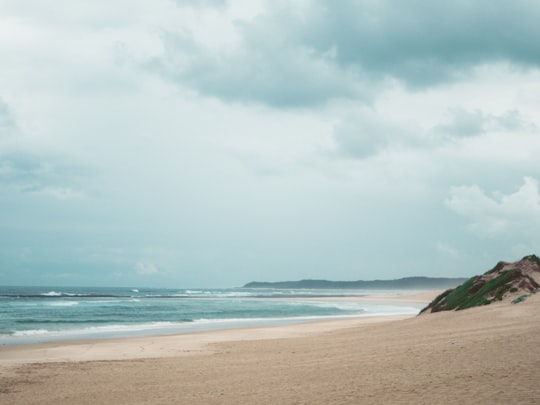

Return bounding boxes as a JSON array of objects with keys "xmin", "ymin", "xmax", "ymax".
[
  {"xmin": 0, "ymin": 290, "xmax": 433, "ymax": 348},
  {"xmin": 0, "ymin": 314, "xmax": 413, "ymax": 367},
  {"xmin": 0, "ymin": 290, "xmax": 436, "ymax": 366},
  {"xmin": 3, "ymin": 291, "xmax": 539, "ymax": 403}
]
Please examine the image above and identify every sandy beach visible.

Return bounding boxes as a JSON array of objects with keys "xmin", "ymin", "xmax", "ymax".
[{"xmin": 1, "ymin": 291, "xmax": 540, "ymax": 404}]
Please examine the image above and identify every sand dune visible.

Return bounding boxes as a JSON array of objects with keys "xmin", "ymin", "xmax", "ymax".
[{"xmin": 1, "ymin": 292, "xmax": 540, "ymax": 404}]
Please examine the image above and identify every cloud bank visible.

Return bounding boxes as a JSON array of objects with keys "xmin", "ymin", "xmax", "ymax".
[
  {"xmin": 1, "ymin": 0, "xmax": 540, "ymax": 287},
  {"xmin": 154, "ymin": 0, "xmax": 540, "ymax": 107}
]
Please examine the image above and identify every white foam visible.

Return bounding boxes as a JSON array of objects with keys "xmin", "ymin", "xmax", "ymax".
[
  {"xmin": 303, "ymin": 301, "xmax": 367, "ymax": 311},
  {"xmin": 13, "ymin": 329, "xmax": 50, "ymax": 336},
  {"xmin": 47, "ymin": 301, "xmax": 79, "ymax": 307},
  {"xmin": 41, "ymin": 291, "xmax": 80, "ymax": 297},
  {"xmin": 11, "ymin": 322, "xmax": 180, "ymax": 338},
  {"xmin": 41, "ymin": 291, "xmax": 62, "ymax": 297}
]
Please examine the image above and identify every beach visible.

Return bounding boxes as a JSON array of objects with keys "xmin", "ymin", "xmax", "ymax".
[{"xmin": 1, "ymin": 291, "xmax": 540, "ymax": 404}]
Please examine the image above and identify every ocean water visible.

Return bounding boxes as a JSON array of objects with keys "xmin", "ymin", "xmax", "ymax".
[{"xmin": 0, "ymin": 286, "xmax": 423, "ymax": 345}]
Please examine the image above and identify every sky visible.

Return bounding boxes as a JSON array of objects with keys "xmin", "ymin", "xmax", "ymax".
[{"xmin": 1, "ymin": 0, "xmax": 540, "ymax": 288}]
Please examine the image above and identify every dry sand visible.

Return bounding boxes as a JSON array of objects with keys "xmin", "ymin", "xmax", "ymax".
[{"xmin": 1, "ymin": 291, "xmax": 540, "ymax": 404}]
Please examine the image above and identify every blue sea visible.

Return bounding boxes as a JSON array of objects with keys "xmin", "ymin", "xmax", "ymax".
[{"xmin": 0, "ymin": 286, "xmax": 424, "ymax": 345}]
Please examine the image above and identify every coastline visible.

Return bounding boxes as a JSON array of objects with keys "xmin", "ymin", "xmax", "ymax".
[
  {"xmin": 281, "ymin": 290, "xmax": 442, "ymax": 303},
  {"xmin": 0, "ymin": 289, "xmax": 429, "ymax": 346},
  {"xmin": 0, "ymin": 287, "xmax": 430, "ymax": 345},
  {"xmin": 0, "ymin": 291, "xmax": 433, "ymax": 365},
  {"xmin": 0, "ymin": 314, "xmax": 413, "ymax": 367},
  {"xmin": 2, "ymin": 290, "xmax": 540, "ymax": 403}
]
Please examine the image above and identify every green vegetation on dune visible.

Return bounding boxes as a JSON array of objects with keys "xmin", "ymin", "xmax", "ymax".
[
  {"xmin": 524, "ymin": 254, "xmax": 540, "ymax": 266},
  {"xmin": 512, "ymin": 295, "xmax": 529, "ymax": 304},
  {"xmin": 427, "ymin": 270, "xmax": 514, "ymax": 312},
  {"xmin": 461, "ymin": 270, "xmax": 513, "ymax": 309},
  {"xmin": 421, "ymin": 254, "xmax": 540, "ymax": 314}
]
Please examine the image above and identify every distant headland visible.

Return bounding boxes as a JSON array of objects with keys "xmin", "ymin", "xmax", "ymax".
[{"xmin": 243, "ymin": 276, "xmax": 467, "ymax": 290}]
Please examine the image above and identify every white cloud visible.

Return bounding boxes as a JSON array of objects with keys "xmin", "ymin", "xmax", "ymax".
[
  {"xmin": 332, "ymin": 111, "xmax": 392, "ymax": 158},
  {"xmin": 173, "ymin": 0, "xmax": 227, "ymax": 8},
  {"xmin": 433, "ymin": 108, "xmax": 538, "ymax": 138},
  {"xmin": 0, "ymin": 99, "xmax": 16, "ymax": 132},
  {"xmin": 134, "ymin": 262, "xmax": 160, "ymax": 276},
  {"xmin": 435, "ymin": 241, "xmax": 461, "ymax": 259},
  {"xmin": 446, "ymin": 177, "xmax": 540, "ymax": 237},
  {"xmin": 21, "ymin": 185, "xmax": 84, "ymax": 200},
  {"xmin": 434, "ymin": 109, "xmax": 488, "ymax": 138},
  {"xmin": 0, "ymin": 153, "xmax": 88, "ymax": 202}
]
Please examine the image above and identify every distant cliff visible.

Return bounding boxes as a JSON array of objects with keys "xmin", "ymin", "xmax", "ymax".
[
  {"xmin": 421, "ymin": 255, "xmax": 540, "ymax": 314},
  {"xmin": 243, "ymin": 276, "xmax": 467, "ymax": 290}
]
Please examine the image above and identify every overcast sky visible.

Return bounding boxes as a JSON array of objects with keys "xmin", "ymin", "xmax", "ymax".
[{"xmin": 1, "ymin": 0, "xmax": 540, "ymax": 288}]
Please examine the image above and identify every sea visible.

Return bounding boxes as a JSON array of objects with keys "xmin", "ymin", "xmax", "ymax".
[{"xmin": 0, "ymin": 286, "xmax": 424, "ymax": 345}]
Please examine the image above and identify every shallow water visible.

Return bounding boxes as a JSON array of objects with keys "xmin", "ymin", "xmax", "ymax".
[{"xmin": 0, "ymin": 286, "xmax": 423, "ymax": 344}]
